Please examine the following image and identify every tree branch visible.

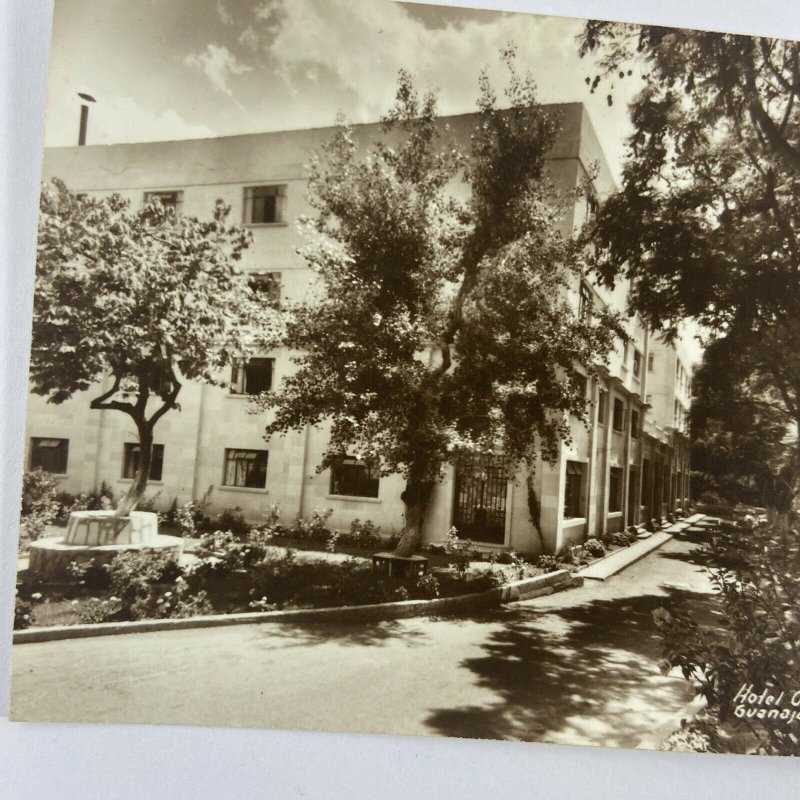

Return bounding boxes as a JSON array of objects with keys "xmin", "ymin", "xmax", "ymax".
[{"xmin": 89, "ymin": 373, "xmax": 135, "ymax": 415}]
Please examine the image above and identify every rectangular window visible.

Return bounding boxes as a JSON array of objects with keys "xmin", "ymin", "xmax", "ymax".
[
  {"xmin": 572, "ymin": 371, "xmax": 588, "ymax": 400},
  {"xmin": 578, "ymin": 282, "xmax": 592, "ymax": 322},
  {"xmin": 231, "ymin": 358, "xmax": 274, "ymax": 395},
  {"xmin": 123, "ymin": 443, "xmax": 164, "ymax": 481},
  {"xmin": 244, "ymin": 185, "xmax": 287, "ymax": 224},
  {"xmin": 597, "ymin": 389, "xmax": 608, "ymax": 426},
  {"xmin": 608, "ymin": 467, "xmax": 623, "ymax": 513},
  {"xmin": 612, "ymin": 398, "xmax": 625, "ymax": 432},
  {"xmin": 564, "ymin": 461, "xmax": 584, "ymax": 519},
  {"xmin": 630, "ymin": 409, "xmax": 640, "ymax": 439},
  {"xmin": 647, "ymin": 352, "xmax": 654, "ymax": 372},
  {"xmin": 223, "ymin": 449, "xmax": 268, "ymax": 489},
  {"xmin": 632, "ymin": 349, "xmax": 642, "ymax": 378},
  {"xmin": 330, "ymin": 456, "xmax": 380, "ymax": 498},
  {"xmin": 248, "ymin": 272, "xmax": 282, "ymax": 307},
  {"xmin": 29, "ymin": 438, "xmax": 69, "ymax": 474},
  {"xmin": 144, "ymin": 190, "xmax": 183, "ymax": 216}
]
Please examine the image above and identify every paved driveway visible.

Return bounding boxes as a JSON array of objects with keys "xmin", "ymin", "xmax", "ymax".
[{"xmin": 11, "ymin": 534, "xmax": 720, "ymax": 747}]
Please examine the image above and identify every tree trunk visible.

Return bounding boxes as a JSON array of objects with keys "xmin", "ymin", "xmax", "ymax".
[
  {"xmin": 394, "ymin": 477, "xmax": 435, "ymax": 557},
  {"xmin": 115, "ymin": 419, "xmax": 153, "ymax": 517}
]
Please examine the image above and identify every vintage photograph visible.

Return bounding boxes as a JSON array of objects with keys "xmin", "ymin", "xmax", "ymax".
[{"xmin": 7, "ymin": 0, "xmax": 800, "ymax": 759}]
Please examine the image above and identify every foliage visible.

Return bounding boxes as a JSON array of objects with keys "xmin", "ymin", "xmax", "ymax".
[
  {"xmin": 32, "ymin": 180, "xmax": 280, "ymax": 514},
  {"xmin": 582, "ymin": 537, "xmax": 606, "ymax": 559},
  {"xmin": 605, "ymin": 530, "xmax": 635, "ymax": 548},
  {"xmin": 19, "ymin": 469, "xmax": 60, "ymax": 542},
  {"xmin": 293, "ymin": 508, "xmax": 334, "ymax": 541},
  {"xmin": 13, "ymin": 590, "xmax": 40, "ymax": 630},
  {"xmin": 580, "ymin": 24, "xmax": 800, "ymax": 504},
  {"xmin": 653, "ymin": 524, "xmax": 800, "ymax": 755},
  {"xmin": 259, "ymin": 52, "xmax": 622, "ymax": 555},
  {"xmin": 213, "ymin": 506, "xmax": 250, "ymax": 536},
  {"xmin": 690, "ymin": 336, "xmax": 796, "ymax": 513}
]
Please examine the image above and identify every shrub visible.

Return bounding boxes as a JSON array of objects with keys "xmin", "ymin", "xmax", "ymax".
[
  {"xmin": 67, "ymin": 558, "xmax": 112, "ymax": 591},
  {"xmin": 583, "ymin": 538, "xmax": 606, "ymax": 559},
  {"xmin": 135, "ymin": 491, "xmax": 162, "ymax": 513},
  {"xmin": 291, "ymin": 507, "xmax": 334, "ymax": 541},
  {"xmin": 413, "ymin": 572, "xmax": 440, "ymax": 599},
  {"xmin": 213, "ymin": 506, "xmax": 250, "ymax": 536},
  {"xmin": 249, "ymin": 504, "xmax": 284, "ymax": 545},
  {"xmin": 606, "ymin": 531, "xmax": 634, "ymax": 548},
  {"xmin": 653, "ymin": 524, "xmax": 800, "ymax": 755},
  {"xmin": 14, "ymin": 589, "xmax": 37, "ymax": 629},
  {"xmin": 19, "ymin": 469, "xmax": 60, "ymax": 542},
  {"xmin": 78, "ymin": 597, "xmax": 117, "ymax": 624}
]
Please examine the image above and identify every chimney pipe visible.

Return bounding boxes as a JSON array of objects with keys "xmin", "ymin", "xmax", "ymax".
[{"xmin": 77, "ymin": 92, "xmax": 96, "ymax": 146}]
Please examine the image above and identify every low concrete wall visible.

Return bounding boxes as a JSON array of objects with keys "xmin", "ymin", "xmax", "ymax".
[{"xmin": 14, "ymin": 569, "xmax": 582, "ymax": 644}]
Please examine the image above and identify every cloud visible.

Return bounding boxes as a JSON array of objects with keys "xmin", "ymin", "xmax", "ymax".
[
  {"xmin": 216, "ymin": 0, "xmax": 234, "ymax": 25},
  {"xmin": 241, "ymin": 0, "xmax": 635, "ymax": 179},
  {"xmin": 239, "ymin": 25, "xmax": 259, "ymax": 51},
  {"xmin": 184, "ymin": 44, "xmax": 253, "ymax": 96}
]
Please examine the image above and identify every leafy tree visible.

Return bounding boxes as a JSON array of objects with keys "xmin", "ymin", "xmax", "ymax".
[
  {"xmin": 32, "ymin": 180, "xmax": 278, "ymax": 516},
  {"xmin": 691, "ymin": 333, "xmax": 796, "ymax": 514},
  {"xmin": 261, "ymin": 54, "xmax": 622, "ymax": 556},
  {"xmin": 578, "ymin": 24, "xmax": 800, "ymax": 495}
]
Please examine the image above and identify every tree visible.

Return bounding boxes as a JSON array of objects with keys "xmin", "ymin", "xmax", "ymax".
[
  {"xmin": 261, "ymin": 54, "xmax": 622, "ymax": 556},
  {"xmin": 32, "ymin": 180, "xmax": 279, "ymax": 516},
  {"xmin": 690, "ymin": 333, "xmax": 796, "ymax": 514},
  {"xmin": 578, "ymin": 24, "xmax": 800, "ymax": 493}
]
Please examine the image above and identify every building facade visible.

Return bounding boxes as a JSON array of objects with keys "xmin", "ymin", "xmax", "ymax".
[{"xmin": 26, "ymin": 103, "xmax": 693, "ymax": 555}]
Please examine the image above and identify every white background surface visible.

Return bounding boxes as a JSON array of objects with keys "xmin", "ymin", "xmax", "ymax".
[{"xmin": 2, "ymin": 1, "xmax": 799, "ymax": 797}]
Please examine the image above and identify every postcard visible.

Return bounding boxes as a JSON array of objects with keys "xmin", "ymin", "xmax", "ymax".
[{"xmin": 8, "ymin": 0, "xmax": 800, "ymax": 760}]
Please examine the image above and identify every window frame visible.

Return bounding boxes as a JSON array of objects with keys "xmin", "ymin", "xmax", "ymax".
[
  {"xmin": 222, "ymin": 449, "xmax": 269, "ymax": 489},
  {"xmin": 243, "ymin": 184, "xmax": 288, "ymax": 226},
  {"xmin": 248, "ymin": 271, "xmax": 282, "ymax": 307},
  {"xmin": 630, "ymin": 409, "xmax": 640, "ymax": 439},
  {"xmin": 597, "ymin": 389, "xmax": 608, "ymax": 426},
  {"xmin": 329, "ymin": 455, "xmax": 381, "ymax": 499},
  {"xmin": 632, "ymin": 349, "xmax": 642, "ymax": 378},
  {"xmin": 578, "ymin": 282, "xmax": 592, "ymax": 322},
  {"xmin": 122, "ymin": 442, "xmax": 165, "ymax": 482},
  {"xmin": 564, "ymin": 461, "xmax": 584, "ymax": 520},
  {"xmin": 612, "ymin": 397, "xmax": 625, "ymax": 432},
  {"xmin": 608, "ymin": 466, "xmax": 623, "ymax": 513},
  {"xmin": 143, "ymin": 189, "xmax": 183, "ymax": 216},
  {"xmin": 230, "ymin": 357, "xmax": 275, "ymax": 396},
  {"xmin": 29, "ymin": 437, "xmax": 69, "ymax": 475}
]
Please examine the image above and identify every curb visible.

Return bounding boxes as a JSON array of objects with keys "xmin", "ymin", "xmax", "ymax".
[
  {"xmin": 578, "ymin": 516, "xmax": 704, "ymax": 582},
  {"xmin": 13, "ymin": 569, "xmax": 582, "ymax": 644}
]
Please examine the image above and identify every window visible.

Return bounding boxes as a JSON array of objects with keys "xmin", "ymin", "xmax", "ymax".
[
  {"xmin": 244, "ymin": 185, "xmax": 287, "ymax": 224},
  {"xmin": 30, "ymin": 438, "xmax": 69, "ymax": 474},
  {"xmin": 248, "ymin": 272, "xmax": 281, "ymax": 307},
  {"xmin": 564, "ymin": 461, "xmax": 584, "ymax": 519},
  {"xmin": 608, "ymin": 467, "xmax": 623, "ymax": 513},
  {"xmin": 223, "ymin": 449, "xmax": 268, "ymax": 488},
  {"xmin": 630, "ymin": 409, "xmax": 640, "ymax": 438},
  {"xmin": 572, "ymin": 371, "xmax": 588, "ymax": 400},
  {"xmin": 578, "ymin": 282, "xmax": 592, "ymax": 322},
  {"xmin": 674, "ymin": 399, "xmax": 679, "ymax": 426},
  {"xmin": 597, "ymin": 389, "xmax": 608, "ymax": 426},
  {"xmin": 230, "ymin": 358, "xmax": 274, "ymax": 395},
  {"xmin": 612, "ymin": 398, "xmax": 625, "ymax": 431},
  {"xmin": 632, "ymin": 349, "xmax": 642, "ymax": 378},
  {"xmin": 621, "ymin": 340, "xmax": 629, "ymax": 368},
  {"xmin": 647, "ymin": 352, "xmax": 654, "ymax": 372},
  {"xmin": 330, "ymin": 456, "xmax": 380, "ymax": 498},
  {"xmin": 144, "ymin": 190, "xmax": 183, "ymax": 216},
  {"xmin": 123, "ymin": 443, "xmax": 164, "ymax": 481}
]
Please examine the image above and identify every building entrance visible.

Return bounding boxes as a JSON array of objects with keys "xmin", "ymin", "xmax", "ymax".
[{"xmin": 452, "ymin": 453, "xmax": 510, "ymax": 544}]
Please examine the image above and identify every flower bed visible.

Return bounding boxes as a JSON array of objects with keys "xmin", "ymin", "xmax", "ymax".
[{"xmin": 15, "ymin": 528, "xmax": 542, "ymax": 630}]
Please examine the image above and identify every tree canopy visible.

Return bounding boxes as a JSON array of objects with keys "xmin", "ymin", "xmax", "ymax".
[
  {"xmin": 579, "ymin": 23, "xmax": 800, "ymax": 498},
  {"xmin": 33, "ymin": 179, "xmax": 279, "ymax": 514},
  {"xmin": 261, "ymin": 54, "xmax": 623, "ymax": 555}
]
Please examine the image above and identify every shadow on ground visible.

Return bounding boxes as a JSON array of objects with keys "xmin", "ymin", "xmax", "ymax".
[{"xmin": 423, "ymin": 585, "xmax": 722, "ymax": 747}]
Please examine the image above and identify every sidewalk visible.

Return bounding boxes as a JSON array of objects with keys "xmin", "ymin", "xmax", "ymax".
[{"xmin": 11, "ymin": 535, "xmax": 718, "ymax": 748}]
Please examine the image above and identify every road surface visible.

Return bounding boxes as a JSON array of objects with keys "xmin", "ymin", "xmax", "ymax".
[{"xmin": 11, "ymin": 534, "xmax": 720, "ymax": 747}]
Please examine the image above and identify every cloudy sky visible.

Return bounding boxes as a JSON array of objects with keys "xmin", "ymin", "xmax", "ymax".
[{"xmin": 45, "ymin": 0, "xmax": 642, "ymax": 180}]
